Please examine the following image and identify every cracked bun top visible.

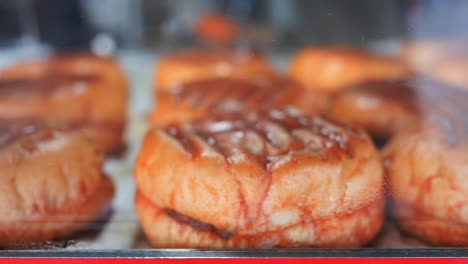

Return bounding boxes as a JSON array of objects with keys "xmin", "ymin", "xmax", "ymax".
[{"xmin": 137, "ymin": 108, "xmax": 384, "ymax": 236}]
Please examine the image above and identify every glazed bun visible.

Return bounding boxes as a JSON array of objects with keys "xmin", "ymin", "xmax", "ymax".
[
  {"xmin": 290, "ymin": 47, "xmax": 410, "ymax": 94},
  {"xmin": 155, "ymin": 49, "xmax": 274, "ymax": 92},
  {"xmin": 0, "ymin": 54, "xmax": 128, "ymax": 154},
  {"xmin": 382, "ymin": 85, "xmax": 468, "ymax": 246},
  {"xmin": 329, "ymin": 78, "xmax": 468, "ymax": 140},
  {"xmin": 136, "ymin": 108, "xmax": 385, "ymax": 248},
  {"xmin": 329, "ymin": 80, "xmax": 421, "ymax": 139},
  {"xmin": 152, "ymin": 77, "xmax": 330, "ymax": 126},
  {"xmin": 0, "ymin": 120, "xmax": 114, "ymax": 247},
  {"xmin": 383, "ymin": 119, "xmax": 468, "ymax": 246}
]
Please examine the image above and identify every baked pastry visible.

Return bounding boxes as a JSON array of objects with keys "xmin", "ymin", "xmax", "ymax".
[
  {"xmin": 328, "ymin": 80, "xmax": 421, "ymax": 140},
  {"xmin": 151, "ymin": 77, "xmax": 330, "ymax": 126},
  {"xmin": 289, "ymin": 47, "xmax": 411, "ymax": 94},
  {"xmin": 0, "ymin": 54, "xmax": 128, "ymax": 154},
  {"xmin": 383, "ymin": 119, "xmax": 468, "ymax": 246},
  {"xmin": 136, "ymin": 108, "xmax": 385, "ymax": 248},
  {"xmin": 382, "ymin": 85, "xmax": 468, "ymax": 246},
  {"xmin": 155, "ymin": 49, "xmax": 275, "ymax": 91},
  {"xmin": 328, "ymin": 78, "xmax": 468, "ymax": 141},
  {"xmin": 0, "ymin": 119, "xmax": 114, "ymax": 247},
  {"xmin": 193, "ymin": 13, "xmax": 240, "ymax": 45}
]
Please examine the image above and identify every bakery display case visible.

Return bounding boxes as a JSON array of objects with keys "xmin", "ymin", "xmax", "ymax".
[{"xmin": 0, "ymin": 0, "xmax": 466, "ymax": 262}]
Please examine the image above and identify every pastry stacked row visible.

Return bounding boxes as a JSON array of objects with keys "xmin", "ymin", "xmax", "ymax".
[
  {"xmin": 136, "ymin": 48, "xmax": 387, "ymax": 248},
  {"xmin": 290, "ymin": 46, "xmax": 468, "ymax": 247},
  {"xmin": 138, "ymin": 45, "xmax": 467, "ymax": 248},
  {"xmin": 0, "ymin": 54, "xmax": 128, "ymax": 247}
]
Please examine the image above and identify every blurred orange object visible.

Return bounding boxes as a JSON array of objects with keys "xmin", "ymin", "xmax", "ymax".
[
  {"xmin": 0, "ymin": 54, "xmax": 128, "ymax": 155},
  {"xmin": 290, "ymin": 47, "xmax": 411, "ymax": 94},
  {"xmin": 194, "ymin": 13, "xmax": 240, "ymax": 44},
  {"xmin": 155, "ymin": 49, "xmax": 275, "ymax": 91},
  {"xmin": 151, "ymin": 77, "xmax": 330, "ymax": 126}
]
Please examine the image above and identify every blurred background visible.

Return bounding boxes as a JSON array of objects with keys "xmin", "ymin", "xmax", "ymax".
[{"xmin": 1, "ymin": 0, "xmax": 468, "ymax": 56}]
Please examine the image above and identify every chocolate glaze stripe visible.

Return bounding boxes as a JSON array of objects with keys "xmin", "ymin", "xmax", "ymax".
[
  {"xmin": 0, "ymin": 122, "xmax": 42, "ymax": 148},
  {"xmin": 347, "ymin": 80, "xmax": 422, "ymax": 114},
  {"xmin": 202, "ymin": 84, "xmax": 237, "ymax": 110},
  {"xmin": 257, "ymin": 118, "xmax": 304, "ymax": 151},
  {"xmin": 230, "ymin": 80, "xmax": 266, "ymax": 101},
  {"xmin": 267, "ymin": 111, "xmax": 329, "ymax": 152},
  {"xmin": 262, "ymin": 117, "xmax": 310, "ymax": 152},
  {"xmin": 181, "ymin": 83, "xmax": 214, "ymax": 107},
  {"xmin": 173, "ymin": 83, "xmax": 204, "ymax": 107},
  {"xmin": 165, "ymin": 208, "xmax": 234, "ymax": 240},
  {"xmin": 163, "ymin": 119, "xmax": 275, "ymax": 169},
  {"xmin": 191, "ymin": 120, "xmax": 273, "ymax": 169},
  {"xmin": 182, "ymin": 80, "xmax": 264, "ymax": 111},
  {"xmin": 200, "ymin": 114, "xmax": 295, "ymax": 152},
  {"xmin": 186, "ymin": 90, "xmax": 206, "ymax": 108},
  {"xmin": 176, "ymin": 80, "xmax": 233, "ymax": 107},
  {"xmin": 163, "ymin": 126, "xmax": 201, "ymax": 158},
  {"xmin": 212, "ymin": 81, "xmax": 260, "ymax": 111},
  {"xmin": 278, "ymin": 111, "xmax": 357, "ymax": 154},
  {"xmin": 238, "ymin": 85, "xmax": 272, "ymax": 111},
  {"xmin": 243, "ymin": 118, "xmax": 282, "ymax": 150},
  {"xmin": 189, "ymin": 125, "xmax": 228, "ymax": 159},
  {"xmin": 266, "ymin": 109, "xmax": 306, "ymax": 131},
  {"xmin": 171, "ymin": 79, "xmax": 308, "ymax": 117},
  {"xmin": 163, "ymin": 109, "xmax": 361, "ymax": 170},
  {"xmin": 195, "ymin": 80, "xmax": 253, "ymax": 112},
  {"xmin": 242, "ymin": 81, "xmax": 288, "ymax": 112},
  {"xmin": 264, "ymin": 81, "xmax": 293, "ymax": 108},
  {"xmin": 290, "ymin": 129, "xmax": 326, "ymax": 152},
  {"xmin": 0, "ymin": 74, "xmax": 100, "ymax": 95},
  {"xmin": 311, "ymin": 117, "xmax": 352, "ymax": 152}
]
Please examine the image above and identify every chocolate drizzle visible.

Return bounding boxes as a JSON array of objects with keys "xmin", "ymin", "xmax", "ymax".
[
  {"xmin": 162, "ymin": 108, "xmax": 364, "ymax": 169},
  {"xmin": 164, "ymin": 125, "xmax": 201, "ymax": 157},
  {"xmin": 0, "ymin": 120, "xmax": 44, "ymax": 148},
  {"xmin": 165, "ymin": 208, "xmax": 234, "ymax": 240},
  {"xmin": 170, "ymin": 78, "xmax": 314, "ymax": 114},
  {"xmin": 344, "ymin": 78, "xmax": 468, "ymax": 146},
  {"xmin": 345, "ymin": 80, "xmax": 422, "ymax": 114},
  {"xmin": 0, "ymin": 74, "xmax": 100, "ymax": 96}
]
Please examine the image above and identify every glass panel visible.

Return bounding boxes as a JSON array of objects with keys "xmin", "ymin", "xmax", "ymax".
[{"xmin": 0, "ymin": 0, "xmax": 466, "ymax": 254}]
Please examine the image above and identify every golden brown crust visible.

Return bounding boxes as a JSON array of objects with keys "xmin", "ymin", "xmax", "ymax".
[
  {"xmin": 136, "ymin": 190, "xmax": 385, "ymax": 248},
  {"xmin": 136, "ymin": 108, "xmax": 385, "ymax": 248},
  {"xmin": 0, "ymin": 177, "xmax": 113, "ymax": 248},
  {"xmin": 193, "ymin": 13, "xmax": 240, "ymax": 44},
  {"xmin": 329, "ymin": 78, "xmax": 468, "ymax": 139},
  {"xmin": 329, "ymin": 80, "xmax": 421, "ymax": 139},
  {"xmin": 383, "ymin": 121, "xmax": 468, "ymax": 222},
  {"xmin": 0, "ymin": 121, "xmax": 114, "ymax": 246},
  {"xmin": 289, "ymin": 47, "xmax": 411, "ymax": 94},
  {"xmin": 383, "ymin": 118, "xmax": 468, "ymax": 246},
  {"xmin": 152, "ymin": 77, "xmax": 330, "ymax": 126},
  {"xmin": 155, "ymin": 49, "xmax": 275, "ymax": 91},
  {"xmin": 393, "ymin": 201, "xmax": 468, "ymax": 247},
  {"xmin": 0, "ymin": 54, "xmax": 128, "ymax": 154}
]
